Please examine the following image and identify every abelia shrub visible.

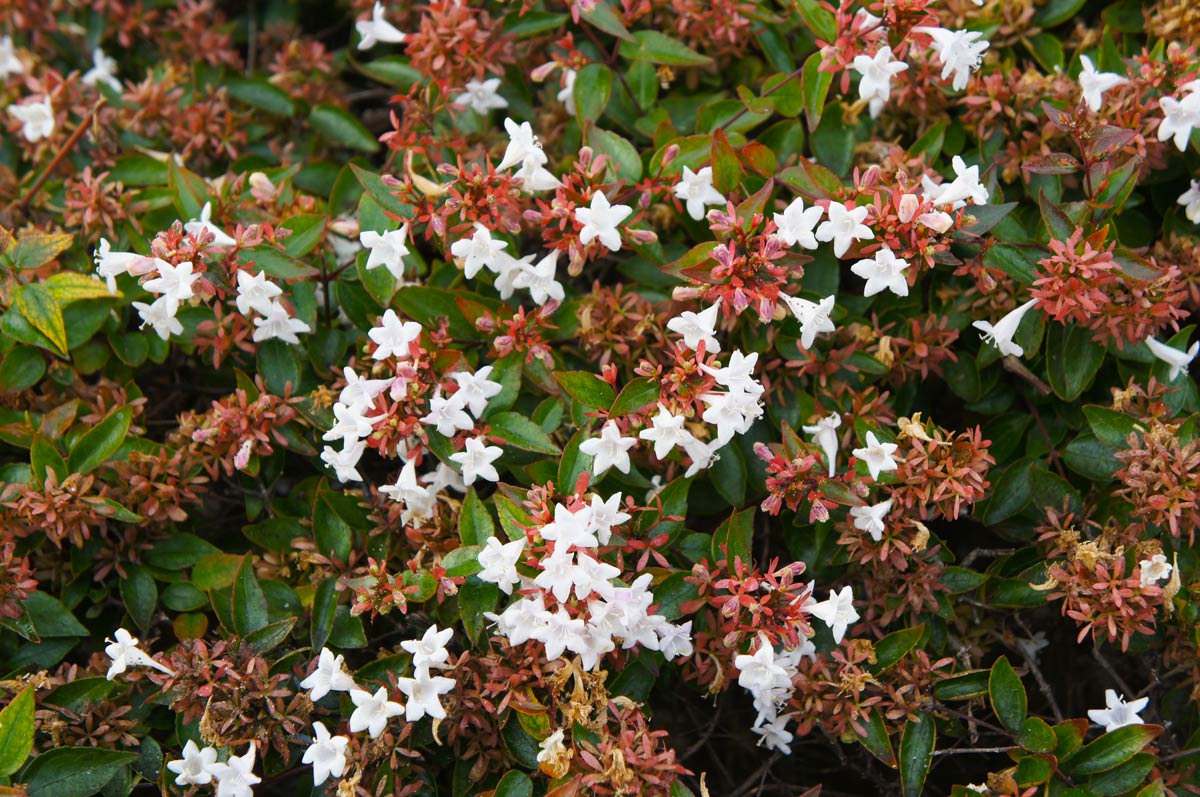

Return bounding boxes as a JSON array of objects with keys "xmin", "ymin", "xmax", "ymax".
[{"xmin": 0, "ymin": 1, "xmax": 1198, "ymax": 796}]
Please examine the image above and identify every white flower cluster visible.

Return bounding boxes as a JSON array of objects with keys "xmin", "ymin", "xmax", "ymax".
[
  {"xmin": 735, "ymin": 633, "xmax": 813, "ymax": 753},
  {"xmin": 479, "ymin": 496, "xmax": 694, "ymax": 670}
]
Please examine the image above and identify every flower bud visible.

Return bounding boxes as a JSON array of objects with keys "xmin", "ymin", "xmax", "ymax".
[{"xmin": 897, "ymin": 193, "xmax": 920, "ymax": 223}]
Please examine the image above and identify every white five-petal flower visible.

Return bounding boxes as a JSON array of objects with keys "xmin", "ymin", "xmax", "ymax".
[
  {"xmin": 1087, "ymin": 689, "xmax": 1149, "ymax": 733},
  {"xmin": 1158, "ymin": 84, "xmax": 1200, "ymax": 152},
  {"xmin": 356, "ymin": 1, "xmax": 406, "ymax": 50},
  {"xmin": 450, "ymin": 223, "xmax": 508, "ymax": 279},
  {"xmin": 299, "ymin": 647, "xmax": 357, "ymax": 702},
  {"xmin": 369, "ymin": 309, "xmax": 422, "ymax": 360},
  {"xmin": 575, "ymin": 191, "xmax": 633, "ymax": 252},
  {"xmin": 850, "ymin": 245, "xmax": 910, "ymax": 297},
  {"xmin": 360, "ymin": 225, "xmax": 410, "ymax": 281},
  {"xmin": 851, "ymin": 431, "xmax": 899, "ymax": 481},
  {"xmin": 915, "ymin": 26, "xmax": 990, "ymax": 91},
  {"xmin": 1145, "ymin": 336, "xmax": 1199, "ymax": 381},
  {"xmin": 83, "ymin": 47, "xmax": 121, "ymax": 91},
  {"xmin": 1178, "ymin": 179, "xmax": 1200, "ymax": 224},
  {"xmin": 303, "ymin": 722, "xmax": 350, "ymax": 786},
  {"xmin": 478, "ymin": 535, "xmax": 526, "ymax": 594},
  {"xmin": 454, "ymin": 78, "xmax": 508, "ymax": 114},
  {"xmin": 167, "ymin": 740, "xmax": 218, "ymax": 787},
  {"xmin": 210, "ymin": 744, "xmax": 261, "ymax": 797},
  {"xmin": 782, "ymin": 294, "xmax": 836, "ymax": 350},
  {"xmin": 673, "ymin": 166, "xmax": 726, "ymax": 221},
  {"xmin": 639, "ymin": 404, "xmax": 693, "ymax": 459},
  {"xmin": 852, "ymin": 45, "xmax": 909, "ymax": 118},
  {"xmin": 1138, "ymin": 554, "xmax": 1172, "ymax": 587},
  {"xmin": 972, "ymin": 297, "xmax": 1040, "ymax": 358},
  {"xmin": 1078, "ymin": 55, "xmax": 1128, "ymax": 113},
  {"xmin": 185, "ymin": 202, "xmax": 237, "ymax": 248},
  {"xmin": 397, "ymin": 668, "xmax": 456, "ymax": 721},
  {"xmin": 578, "ymin": 420, "xmax": 637, "ymax": 476},
  {"xmin": 773, "ymin": 197, "xmax": 824, "ymax": 249},
  {"xmin": 802, "ymin": 412, "xmax": 842, "ymax": 477},
  {"xmin": 850, "ymin": 499, "xmax": 893, "ymax": 541},
  {"xmin": 348, "ymin": 686, "xmax": 405, "ymax": 738},
  {"xmin": 808, "ymin": 586, "xmax": 860, "ymax": 644},
  {"xmin": 104, "ymin": 628, "xmax": 174, "ymax": 680},
  {"xmin": 667, "ymin": 298, "xmax": 722, "ymax": 352},
  {"xmin": 8, "ymin": 97, "xmax": 54, "ymax": 142},
  {"xmin": 0, "ymin": 36, "xmax": 24, "ymax": 79},
  {"xmin": 450, "ymin": 436, "xmax": 503, "ymax": 485},
  {"xmin": 815, "ymin": 202, "xmax": 874, "ymax": 258}
]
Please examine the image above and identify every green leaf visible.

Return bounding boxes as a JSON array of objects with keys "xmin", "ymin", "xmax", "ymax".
[
  {"xmin": 9, "ymin": 232, "xmax": 73, "ymax": 270},
  {"xmin": 711, "ymin": 508, "xmax": 754, "ymax": 564},
  {"xmin": 167, "ymin": 160, "xmax": 209, "ymax": 220},
  {"xmin": 1086, "ymin": 753, "xmax": 1156, "ymax": 796},
  {"xmin": 617, "ymin": 30, "xmax": 712, "ymax": 66},
  {"xmin": 0, "ymin": 345, "xmax": 45, "ymax": 392},
  {"xmin": 556, "ymin": 371, "xmax": 615, "ymax": 409},
  {"xmin": 857, "ymin": 709, "xmax": 896, "ymax": 766},
  {"xmin": 941, "ymin": 566, "xmax": 988, "ymax": 594},
  {"xmin": 1034, "ymin": 0, "xmax": 1089, "ymax": 26},
  {"xmin": 489, "ymin": 411, "xmax": 561, "ymax": 455},
  {"xmin": 232, "ymin": 556, "xmax": 268, "ymax": 636},
  {"xmin": 1063, "ymin": 434, "xmax": 1121, "ymax": 481},
  {"xmin": 312, "ymin": 481, "xmax": 363, "ymax": 562},
  {"xmin": 67, "ymin": 407, "xmax": 132, "ymax": 475},
  {"xmin": 0, "ymin": 686, "xmax": 35, "ymax": 777},
  {"xmin": 20, "ymin": 747, "xmax": 138, "ymax": 797},
  {"xmin": 899, "ymin": 715, "xmax": 936, "ymax": 797},
  {"xmin": 442, "ymin": 545, "xmax": 483, "ymax": 578},
  {"xmin": 581, "ymin": 1, "xmax": 636, "ymax": 42},
  {"xmin": 311, "ymin": 577, "xmax": 339, "ymax": 652},
  {"xmin": 280, "ymin": 213, "xmax": 328, "ymax": 257},
  {"xmin": 30, "ymin": 435, "xmax": 67, "ymax": 486},
  {"xmin": 226, "ymin": 78, "xmax": 295, "ymax": 116},
  {"xmin": 459, "ymin": 577, "xmax": 499, "ymax": 645},
  {"xmin": 794, "ymin": 0, "xmax": 838, "ymax": 41},
  {"xmin": 710, "ymin": 128, "xmax": 741, "ymax": 195},
  {"xmin": 610, "ymin": 377, "xmax": 659, "ymax": 417},
  {"xmin": 574, "ymin": 63, "xmax": 613, "ymax": 124},
  {"xmin": 145, "ymin": 533, "xmax": 220, "ymax": 570},
  {"xmin": 989, "ymin": 656, "xmax": 1027, "ymax": 733},
  {"xmin": 590, "ymin": 128, "xmax": 643, "ymax": 181},
  {"xmin": 801, "ymin": 51, "xmax": 833, "ymax": 130},
  {"xmin": 1083, "ymin": 406, "xmax": 1137, "ymax": 449},
  {"xmin": 15, "ymin": 284, "xmax": 67, "ymax": 356},
  {"xmin": 459, "ymin": 488, "xmax": 495, "ymax": 546},
  {"xmin": 119, "ymin": 566, "xmax": 157, "ymax": 634},
  {"xmin": 558, "ymin": 428, "xmax": 594, "ymax": 491},
  {"xmin": 238, "ymin": 245, "xmax": 320, "ymax": 279},
  {"xmin": 44, "ymin": 273, "xmax": 116, "ymax": 305},
  {"xmin": 495, "ymin": 770, "xmax": 533, "ymax": 797},
  {"xmin": 983, "ymin": 244, "xmax": 1039, "ymax": 285},
  {"xmin": 933, "ymin": 670, "xmax": 990, "ymax": 701},
  {"xmin": 1062, "ymin": 724, "xmax": 1162, "ymax": 777},
  {"xmin": 1018, "ymin": 717, "xmax": 1057, "ymax": 754},
  {"xmin": 1046, "ymin": 323, "xmax": 1105, "ymax": 401},
  {"xmin": 24, "ymin": 593, "xmax": 87, "ymax": 638},
  {"xmin": 245, "ymin": 617, "xmax": 297, "ymax": 653},
  {"xmin": 310, "ymin": 105, "xmax": 378, "ymax": 153},
  {"xmin": 872, "ymin": 625, "xmax": 924, "ymax": 672}
]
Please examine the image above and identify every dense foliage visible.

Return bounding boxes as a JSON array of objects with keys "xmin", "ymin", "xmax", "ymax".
[{"xmin": 1, "ymin": 0, "xmax": 1199, "ymax": 796}]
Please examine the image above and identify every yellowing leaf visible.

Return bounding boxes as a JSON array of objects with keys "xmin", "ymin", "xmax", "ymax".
[{"xmin": 15, "ymin": 284, "xmax": 68, "ymax": 355}]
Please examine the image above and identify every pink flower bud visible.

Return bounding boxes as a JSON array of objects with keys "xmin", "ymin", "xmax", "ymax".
[
  {"xmin": 234, "ymin": 440, "xmax": 252, "ymax": 471},
  {"xmin": 918, "ymin": 211, "xmax": 954, "ymax": 233},
  {"xmin": 660, "ymin": 144, "xmax": 680, "ymax": 169},
  {"xmin": 809, "ymin": 501, "xmax": 830, "ymax": 523},
  {"xmin": 530, "ymin": 61, "xmax": 558, "ymax": 82},
  {"xmin": 898, "ymin": 193, "xmax": 920, "ymax": 223}
]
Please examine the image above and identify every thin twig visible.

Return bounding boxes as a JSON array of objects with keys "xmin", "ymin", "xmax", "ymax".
[
  {"xmin": 933, "ymin": 746, "xmax": 1015, "ymax": 756},
  {"xmin": 1011, "ymin": 617, "xmax": 1064, "ymax": 723},
  {"xmin": 10, "ymin": 98, "xmax": 107, "ymax": 215},
  {"xmin": 960, "ymin": 547, "xmax": 1015, "ymax": 568},
  {"xmin": 1091, "ymin": 647, "xmax": 1134, "ymax": 697}
]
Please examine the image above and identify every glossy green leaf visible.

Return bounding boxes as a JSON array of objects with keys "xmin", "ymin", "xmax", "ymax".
[
  {"xmin": 20, "ymin": 747, "xmax": 138, "ymax": 797},
  {"xmin": 67, "ymin": 407, "xmax": 132, "ymax": 476},
  {"xmin": 0, "ymin": 686, "xmax": 34, "ymax": 777},
  {"xmin": 310, "ymin": 105, "xmax": 378, "ymax": 152},
  {"xmin": 899, "ymin": 715, "xmax": 936, "ymax": 797}
]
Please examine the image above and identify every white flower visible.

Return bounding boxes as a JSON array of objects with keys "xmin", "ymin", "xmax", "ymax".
[
  {"xmin": 850, "ymin": 245, "xmax": 910, "ymax": 297},
  {"xmin": 478, "ymin": 535, "xmax": 526, "ymax": 594},
  {"xmin": 852, "ymin": 46, "xmax": 909, "ymax": 118},
  {"xmin": 491, "ymin": 251, "xmax": 532, "ymax": 300},
  {"xmin": 1078, "ymin": 55, "xmax": 1128, "ymax": 113},
  {"xmin": 144, "ymin": 260, "xmax": 199, "ymax": 304},
  {"xmin": 0, "ymin": 36, "xmax": 24, "ymax": 79},
  {"xmin": 401, "ymin": 625, "xmax": 454, "ymax": 670},
  {"xmin": 360, "ymin": 224, "xmax": 410, "ymax": 281},
  {"xmin": 639, "ymin": 404, "xmax": 692, "ymax": 459},
  {"xmin": 8, "ymin": 97, "xmax": 54, "ymax": 142},
  {"xmin": 167, "ymin": 740, "xmax": 218, "ymax": 786},
  {"xmin": 299, "ymin": 648, "xmax": 357, "ymax": 702},
  {"xmin": 211, "ymin": 744, "xmax": 261, "ymax": 797},
  {"xmin": 450, "ymin": 223, "xmax": 508, "ymax": 279},
  {"xmin": 734, "ymin": 636, "xmax": 792, "ymax": 694},
  {"xmin": 927, "ymin": 155, "xmax": 990, "ymax": 208},
  {"xmin": 451, "ymin": 366, "xmax": 502, "ymax": 418},
  {"xmin": 1087, "ymin": 689, "xmax": 1149, "ymax": 733},
  {"xmin": 94, "ymin": 239, "xmax": 151, "ymax": 293},
  {"xmin": 1138, "ymin": 553, "xmax": 1172, "ymax": 587},
  {"xmin": 1158, "ymin": 88, "xmax": 1200, "ymax": 152},
  {"xmin": 379, "ymin": 460, "xmax": 437, "ymax": 523},
  {"xmin": 803, "ymin": 412, "xmax": 842, "ymax": 477},
  {"xmin": 185, "ymin": 202, "xmax": 237, "ymax": 248},
  {"xmin": 1145, "ymin": 336, "xmax": 1199, "ymax": 381},
  {"xmin": 83, "ymin": 47, "xmax": 121, "ymax": 91},
  {"xmin": 450, "ymin": 436, "xmax": 503, "ymax": 485},
  {"xmin": 557, "ymin": 68, "xmax": 578, "ymax": 114},
  {"xmin": 235, "ymin": 270, "xmax": 282, "ymax": 316},
  {"xmin": 782, "ymin": 294, "xmax": 836, "ymax": 350},
  {"xmin": 815, "ymin": 202, "xmax": 873, "ymax": 258},
  {"xmin": 667, "ymin": 298, "xmax": 721, "ymax": 352},
  {"xmin": 972, "ymin": 297, "xmax": 1040, "ymax": 358},
  {"xmin": 252, "ymin": 300, "xmax": 310, "ymax": 344},
  {"xmin": 498, "ymin": 118, "xmax": 545, "ymax": 171},
  {"xmin": 510, "ymin": 250, "xmax": 564, "ymax": 306},
  {"xmin": 701, "ymin": 390, "xmax": 761, "ymax": 445},
  {"xmin": 356, "ymin": 1, "xmax": 406, "ymax": 50},
  {"xmin": 513, "ymin": 159, "xmax": 562, "ymax": 192},
  {"xmin": 575, "ymin": 191, "xmax": 632, "ymax": 253},
  {"xmin": 586, "ymin": 493, "xmax": 630, "ymax": 545},
  {"xmin": 916, "ymin": 26, "xmax": 990, "ymax": 91},
  {"xmin": 579, "ymin": 420, "xmax": 637, "ymax": 476},
  {"xmin": 540, "ymin": 503, "xmax": 598, "ymax": 550},
  {"xmin": 673, "ymin": 166, "xmax": 726, "ymax": 221},
  {"xmin": 348, "ymin": 686, "xmax": 404, "ymax": 738},
  {"xmin": 339, "ymin": 366, "xmax": 391, "ymax": 411},
  {"xmin": 850, "ymin": 499, "xmax": 893, "ymax": 541},
  {"xmin": 773, "ymin": 197, "xmax": 824, "ymax": 249},
  {"xmin": 302, "ymin": 722, "xmax": 349, "ymax": 787},
  {"xmin": 682, "ymin": 435, "xmax": 719, "ymax": 476},
  {"xmin": 133, "ymin": 297, "xmax": 183, "ymax": 341},
  {"xmin": 369, "ymin": 309, "xmax": 422, "ymax": 360},
  {"xmin": 752, "ymin": 714, "xmax": 794, "ymax": 754},
  {"xmin": 321, "ymin": 439, "xmax": 365, "ymax": 483},
  {"xmin": 1179, "ymin": 180, "xmax": 1200, "ymax": 224},
  {"xmin": 534, "ymin": 605, "xmax": 587, "ymax": 660},
  {"xmin": 703, "ymin": 350, "xmax": 762, "ymax": 393},
  {"xmin": 421, "ymin": 389, "xmax": 474, "ymax": 437},
  {"xmin": 397, "ymin": 668, "xmax": 456, "ymax": 721},
  {"xmin": 454, "ymin": 77, "xmax": 508, "ymax": 114},
  {"xmin": 851, "ymin": 431, "xmax": 899, "ymax": 481},
  {"xmin": 657, "ymin": 620, "xmax": 694, "ymax": 660},
  {"xmin": 809, "ymin": 586, "xmax": 859, "ymax": 643}
]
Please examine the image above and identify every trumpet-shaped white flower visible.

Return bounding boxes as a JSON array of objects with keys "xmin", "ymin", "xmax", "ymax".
[
  {"xmin": 339, "ymin": 366, "xmax": 391, "ymax": 411},
  {"xmin": 1087, "ymin": 689, "xmax": 1149, "ymax": 733},
  {"xmin": 451, "ymin": 366, "xmax": 503, "ymax": 417},
  {"xmin": 252, "ymin": 300, "xmax": 310, "ymax": 344},
  {"xmin": 133, "ymin": 296, "xmax": 183, "ymax": 341},
  {"xmin": 916, "ymin": 26, "xmax": 990, "ymax": 91},
  {"xmin": 667, "ymin": 298, "xmax": 722, "ymax": 352},
  {"xmin": 185, "ymin": 202, "xmax": 237, "ymax": 248},
  {"xmin": 926, "ymin": 155, "xmax": 990, "ymax": 208},
  {"xmin": 94, "ymin": 239, "xmax": 152, "ymax": 294},
  {"xmin": 972, "ymin": 297, "xmax": 1040, "ymax": 358},
  {"xmin": 235, "ymin": 270, "xmax": 282, "ymax": 316},
  {"xmin": 0, "ymin": 36, "xmax": 24, "ymax": 79},
  {"xmin": 348, "ymin": 686, "xmax": 405, "ymax": 738},
  {"xmin": 369, "ymin": 309, "xmax": 422, "ymax": 360},
  {"xmin": 83, "ymin": 47, "xmax": 121, "ymax": 91},
  {"xmin": 450, "ymin": 223, "xmax": 508, "ymax": 279},
  {"xmin": 752, "ymin": 713, "xmax": 795, "ymax": 754},
  {"xmin": 557, "ymin": 68, "xmax": 578, "ymax": 114},
  {"xmin": 815, "ymin": 202, "xmax": 873, "ymax": 258},
  {"xmin": 211, "ymin": 744, "xmax": 261, "ymax": 797},
  {"xmin": 498, "ymin": 118, "xmax": 545, "ymax": 171},
  {"xmin": 144, "ymin": 260, "xmax": 199, "ymax": 304},
  {"xmin": 586, "ymin": 492, "xmax": 631, "ymax": 545},
  {"xmin": 303, "ymin": 722, "xmax": 349, "ymax": 787},
  {"xmin": 454, "ymin": 78, "xmax": 508, "ymax": 114},
  {"xmin": 808, "ymin": 586, "xmax": 859, "ymax": 643},
  {"xmin": 9, "ymin": 97, "xmax": 54, "ymax": 142},
  {"xmin": 639, "ymin": 404, "xmax": 692, "ymax": 459},
  {"xmin": 1139, "ymin": 554, "xmax": 1172, "ymax": 587},
  {"xmin": 450, "ymin": 436, "xmax": 503, "ymax": 485},
  {"xmin": 167, "ymin": 740, "xmax": 218, "ymax": 787},
  {"xmin": 421, "ymin": 389, "xmax": 473, "ymax": 437},
  {"xmin": 1145, "ymin": 336, "xmax": 1199, "ymax": 381},
  {"xmin": 356, "ymin": 2, "xmax": 406, "ymax": 50},
  {"xmin": 1179, "ymin": 180, "xmax": 1200, "ymax": 224},
  {"xmin": 673, "ymin": 166, "xmax": 726, "ymax": 221},
  {"xmin": 299, "ymin": 647, "xmax": 357, "ymax": 702},
  {"xmin": 852, "ymin": 45, "xmax": 908, "ymax": 118},
  {"xmin": 1158, "ymin": 86, "xmax": 1200, "ymax": 152},
  {"xmin": 379, "ymin": 460, "xmax": 437, "ymax": 524},
  {"xmin": 773, "ymin": 197, "xmax": 823, "ymax": 249},
  {"xmin": 803, "ymin": 412, "xmax": 842, "ymax": 477},
  {"xmin": 478, "ymin": 535, "xmax": 526, "ymax": 594},
  {"xmin": 850, "ymin": 245, "xmax": 910, "ymax": 297},
  {"xmin": 401, "ymin": 625, "xmax": 454, "ymax": 670},
  {"xmin": 321, "ymin": 439, "xmax": 365, "ymax": 483},
  {"xmin": 397, "ymin": 668, "xmax": 456, "ymax": 721},
  {"xmin": 782, "ymin": 294, "xmax": 836, "ymax": 350},
  {"xmin": 512, "ymin": 250, "xmax": 565, "ymax": 305},
  {"xmin": 579, "ymin": 421, "xmax": 637, "ymax": 476},
  {"xmin": 852, "ymin": 431, "xmax": 899, "ymax": 481},
  {"xmin": 1078, "ymin": 55, "xmax": 1128, "ymax": 113},
  {"xmin": 850, "ymin": 499, "xmax": 893, "ymax": 541},
  {"xmin": 360, "ymin": 224, "xmax": 410, "ymax": 281},
  {"xmin": 575, "ymin": 191, "xmax": 632, "ymax": 252}
]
